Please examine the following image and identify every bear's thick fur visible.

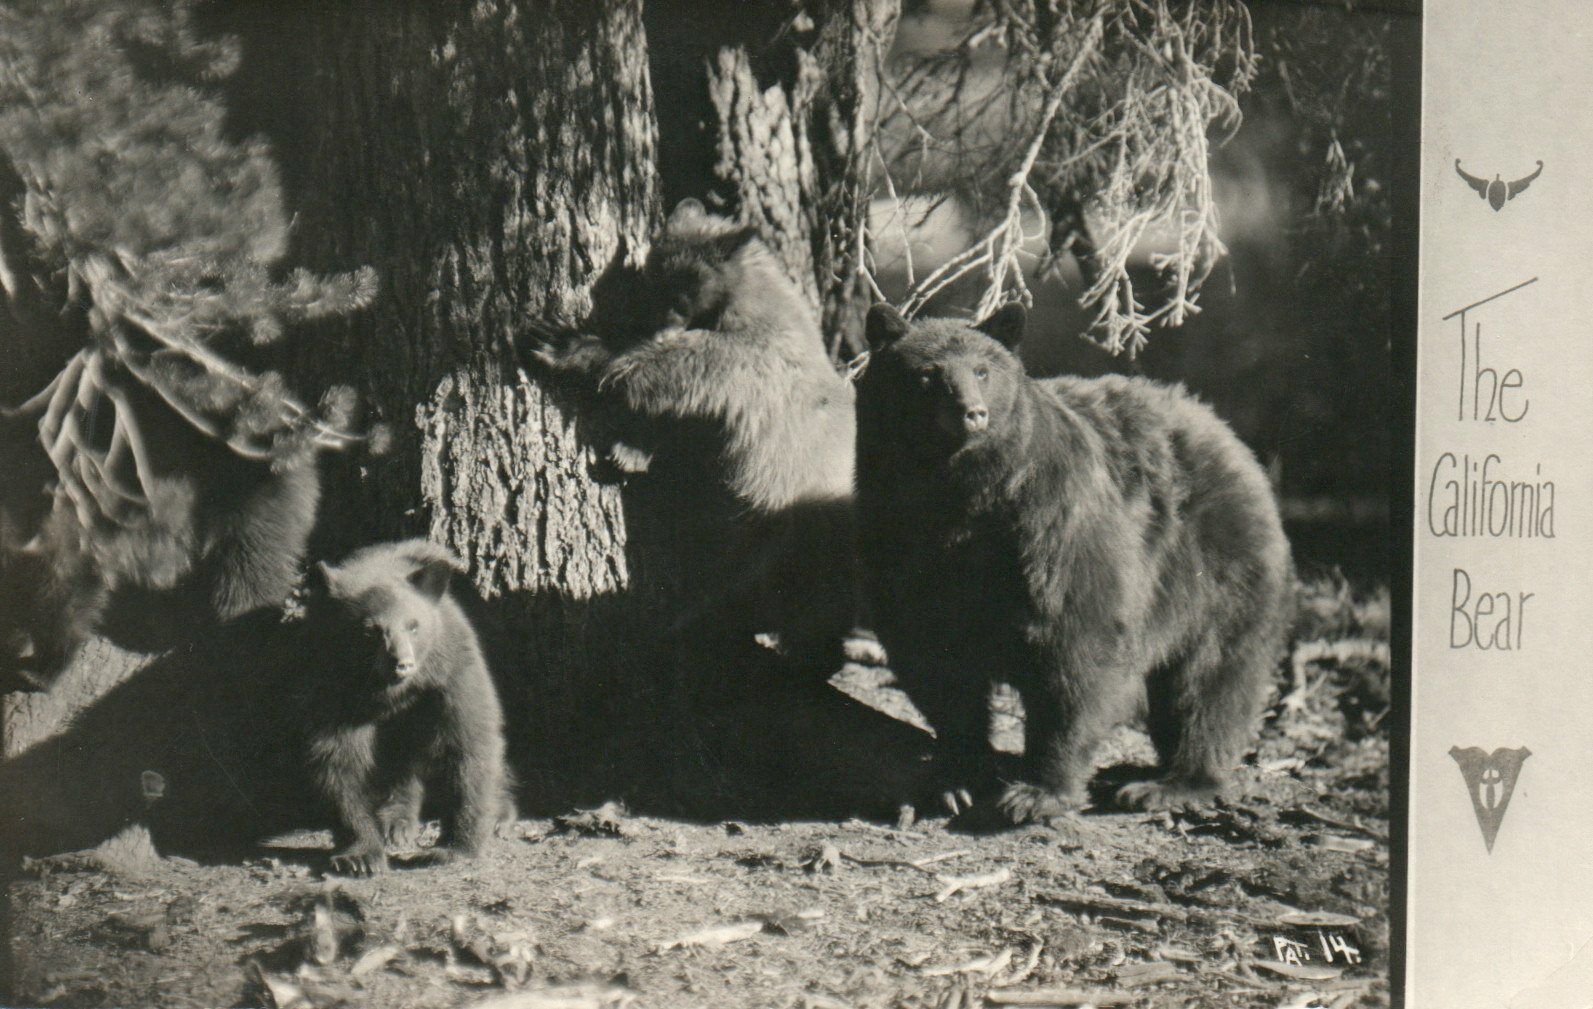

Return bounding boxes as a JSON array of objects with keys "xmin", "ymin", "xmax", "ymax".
[
  {"xmin": 854, "ymin": 304, "xmax": 1293, "ymax": 822},
  {"xmin": 528, "ymin": 198, "xmax": 857, "ymax": 680},
  {"xmin": 0, "ymin": 360, "xmax": 320, "ymax": 689},
  {"xmin": 300, "ymin": 539, "xmax": 513, "ymax": 873},
  {"xmin": 0, "ymin": 540, "xmax": 512, "ymax": 873}
]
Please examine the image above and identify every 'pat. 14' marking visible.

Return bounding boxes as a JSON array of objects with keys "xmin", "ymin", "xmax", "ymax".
[{"xmin": 1271, "ymin": 931, "xmax": 1362, "ymax": 967}]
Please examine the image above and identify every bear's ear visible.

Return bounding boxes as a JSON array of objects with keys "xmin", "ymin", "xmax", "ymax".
[
  {"xmin": 865, "ymin": 303, "xmax": 911, "ymax": 352},
  {"xmin": 975, "ymin": 302, "xmax": 1026, "ymax": 350},
  {"xmin": 716, "ymin": 224, "xmax": 760, "ymax": 259},
  {"xmin": 401, "ymin": 541, "xmax": 466, "ymax": 601},
  {"xmin": 308, "ymin": 560, "xmax": 340, "ymax": 596},
  {"xmin": 667, "ymin": 197, "xmax": 709, "ymax": 232}
]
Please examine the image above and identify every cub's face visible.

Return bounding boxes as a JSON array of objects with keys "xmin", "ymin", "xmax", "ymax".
[
  {"xmin": 643, "ymin": 198, "xmax": 758, "ymax": 329},
  {"xmin": 0, "ymin": 548, "xmax": 68, "ymax": 691},
  {"xmin": 858, "ymin": 303, "xmax": 1028, "ymax": 461},
  {"xmin": 309, "ymin": 540, "xmax": 464, "ymax": 690},
  {"xmin": 645, "ymin": 243, "xmax": 736, "ymax": 329}
]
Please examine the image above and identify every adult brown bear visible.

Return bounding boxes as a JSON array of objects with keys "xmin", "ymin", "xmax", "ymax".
[{"xmin": 854, "ymin": 304, "xmax": 1293, "ymax": 823}]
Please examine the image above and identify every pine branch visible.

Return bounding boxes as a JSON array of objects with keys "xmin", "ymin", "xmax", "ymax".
[{"xmin": 0, "ymin": 0, "xmax": 382, "ymax": 523}]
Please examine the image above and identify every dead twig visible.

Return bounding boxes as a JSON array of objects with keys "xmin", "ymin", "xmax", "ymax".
[
  {"xmin": 921, "ymin": 948, "xmax": 1014, "ymax": 978},
  {"xmin": 983, "ymin": 988, "xmax": 1136, "ymax": 1007},
  {"xmin": 656, "ymin": 920, "xmax": 764, "ymax": 952},
  {"xmin": 991, "ymin": 939, "xmax": 1044, "ymax": 988},
  {"xmin": 1290, "ymin": 806, "xmax": 1389, "ymax": 844},
  {"xmin": 933, "ymin": 866, "xmax": 1012, "ymax": 903},
  {"xmin": 840, "ymin": 848, "xmax": 972, "ymax": 876}
]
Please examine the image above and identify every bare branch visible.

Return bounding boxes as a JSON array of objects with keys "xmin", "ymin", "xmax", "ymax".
[{"xmin": 899, "ymin": 15, "xmax": 1102, "ymax": 319}]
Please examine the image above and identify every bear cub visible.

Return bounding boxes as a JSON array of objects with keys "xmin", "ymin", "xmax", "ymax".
[
  {"xmin": 855, "ymin": 304, "xmax": 1293, "ymax": 823},
  {"xmin": 528, "ymin": 198, "xmax": 858, "ymax": 680},
  {"xmin": 0, "ymin": 359, "xmax": 321, "ymax": 690},
  {"xmin": 302, "ymin": 539, "xmax": 512, "ymax": 873},
  {"xmin": 0, "ymin": 540, "xmax": 513, "ymax": 870}
]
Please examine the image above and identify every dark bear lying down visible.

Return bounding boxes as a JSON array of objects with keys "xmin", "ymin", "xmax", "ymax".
[{"xmin": 855, "ymin": 304, "xmax": 1293, "ymax": 823}]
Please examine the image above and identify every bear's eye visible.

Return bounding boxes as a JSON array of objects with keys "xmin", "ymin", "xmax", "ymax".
[
  {"xmin": 974, "ymin": 366, "xmax": 989, "ymax": 382},
  {"xmin": 405, "ymin": 619, "xmax": 420, "ymax": 634},
  {"xmin": 917, "ymin": 371, "xmax": 934, "ymax": 388}
]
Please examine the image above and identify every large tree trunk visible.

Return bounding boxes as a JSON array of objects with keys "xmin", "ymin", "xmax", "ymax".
[
  {"xmin": 216, "ymin": 0, "xmax": 668, "ymax": 803},
  {"xmin": 220, "ymin": 0, "xmax": 928, "ymax": 816}
]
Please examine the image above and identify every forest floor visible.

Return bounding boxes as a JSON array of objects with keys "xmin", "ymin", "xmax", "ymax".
[{"xmin": 3, "ymin": 574, "xmax": 1391, "ymax": 1009}]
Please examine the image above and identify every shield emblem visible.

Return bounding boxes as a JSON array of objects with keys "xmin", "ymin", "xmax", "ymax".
[{"xmin": 1449, "ymin": 745, "xmax": 1531, "ymax": 852}]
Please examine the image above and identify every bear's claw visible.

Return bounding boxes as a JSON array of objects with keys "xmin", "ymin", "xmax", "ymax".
[
  {"xmin": 995, "ymin": 782, "xmax": 1080, "ymax": 824},
  {"xmin": 1115, "ymin": 779, "xmax": 1219, "ymax": 812},
  {"xmin": 328, "ymin": 845, "xmax": 388, "ymax": 877}
]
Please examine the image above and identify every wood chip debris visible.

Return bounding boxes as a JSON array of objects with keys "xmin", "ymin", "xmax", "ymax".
[
  {"xmin": 753, "ymin": 908, "xmax": 825, "ymax": 935},
  {"xmin": 1287, "ymin": 803, "xmax": 1389, "ymax": 843},
  {"xmin": 656, "ymin": 919, "xmax": 765, "ymax": 951},
  {"xmin": 553, "ymin": 801, "xmax": 629, "ymax": 837},
  {"xmin": 451, "ymin": 914, "xmax": 536, "ymax": 988},
  {"xmin": 1311, "ymin": 834, "xmax": 1377, "ymax": 853},
  {"xmin": 349, "ymin": 943, "xmax": 403, "ymax": 978},
  {"xmin": 841, "ymin": 848, "xmax": 973, "ymax": 876},
  {"xmin": 933, "ymin": 867, "xmax": 1012, "ymax": 903},
  {"xmin": 97, "ymin": 908, "xmax": 171, "ymax": 952},
  {"xmin": 1249, "ymin": 958, "xmax": 1343, "ymax": 982},
  {"xmin": 990, "ymin": 940, "xmax": 1044, "ymax": 988},
  {"xmin": 1042, "ymin": 890, "xmax": 1194, "ymax": 924},
  {"xmin": 1112, "ymin": 960, "xmax": 1183, "ymax": 986},
  {"xmin": 921, "ymin": 947, "xmax": 1014, "ymax": 978},
  {"xmin": 1274, "ymin": 910, "xmax": 1360, "ymax": 928},
  {"xmin": 798, "ymin": 994, "xmax": 855, "ymax": 1009},
  {"xmin": 1153, "ymin": 944, "xmax": 1201, "ymax": 963},
  {"xmin": 982, "ymin": 988, "xmax": 1137, "ymax": 1006},
  {"xmin": 805, "ymin": 843, "xmax": 843, "ymax": 874},
  {"xmin": 460, "ymin": 980, "xmax": 638, "ymax": 1009}
]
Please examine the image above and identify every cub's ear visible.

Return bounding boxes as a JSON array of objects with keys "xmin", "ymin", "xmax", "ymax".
[
  {"xmin": 666, "ymin": 197, "xmax": 709, "ymax": 232},
  {"xmin": 865, "ymin": 303, "xmax": 911, "ymax": 352},
  {"xmin": 720, "ymin": 225, "xmax": 759, "ymax": 256},
  {"xmin": 307, "ymin": 560, "xmax": 340, "ymax": 596},
  {"xmin": 400, "ymin": 540, "xmax": 467, "ymax": 601},
  {"xmin": 975, "ymin": 302, "xmax": 1026, "ymax": 350}
]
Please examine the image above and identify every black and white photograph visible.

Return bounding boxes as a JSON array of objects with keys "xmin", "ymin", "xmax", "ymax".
[{"xmin": 0, "ymin": 2, "xmax": 1412, "ymax": 1007}]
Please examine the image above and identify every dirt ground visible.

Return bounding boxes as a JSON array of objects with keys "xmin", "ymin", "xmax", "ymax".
[{"xmin": 3, "ymin": 575, "xmax": 1390, "ymax": 1009}]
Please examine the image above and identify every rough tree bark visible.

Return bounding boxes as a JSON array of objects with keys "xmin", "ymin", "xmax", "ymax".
[
  {"xmin": 222, "ymin": 0, "xmax": 670, "ymax": 801},
  {"xmin": 647, "ymin": 0, "xmax": 896, "ymax": 358}
]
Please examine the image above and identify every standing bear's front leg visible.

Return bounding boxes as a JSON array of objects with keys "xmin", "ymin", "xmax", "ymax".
[
  {"xmin": 313, "ymin": 728, "xmax": 389, "ymax": 876},
  {"xmin": 996, "ymin": 645, "xmax": 1143, "ymax": 824},
  {"xmin": 432, "ymin": 690, "xmax": 510, "ymax": 860}
]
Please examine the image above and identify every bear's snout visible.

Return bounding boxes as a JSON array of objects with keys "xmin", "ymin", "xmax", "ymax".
[
  {"xmin": 935, "ymin": 400, "xmax": 989, "ymax": 438},
  {"xmin": 935, "ymin": 368, "xmax": 991, "ymax": 438},
  {"xmin": 384, "ymin": 630, "xmax": 419, "ymax": 679}
]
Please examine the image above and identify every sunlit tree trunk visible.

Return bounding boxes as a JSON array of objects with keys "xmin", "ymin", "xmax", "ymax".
[{"xmin": 233, "ymin": 0, "xmax": 670, "ymax": 799}]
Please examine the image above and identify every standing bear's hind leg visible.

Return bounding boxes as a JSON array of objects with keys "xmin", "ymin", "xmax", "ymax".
[{"xmin": 1117, "ymin": 617, "xmax": 1278, "ymax": 811}]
